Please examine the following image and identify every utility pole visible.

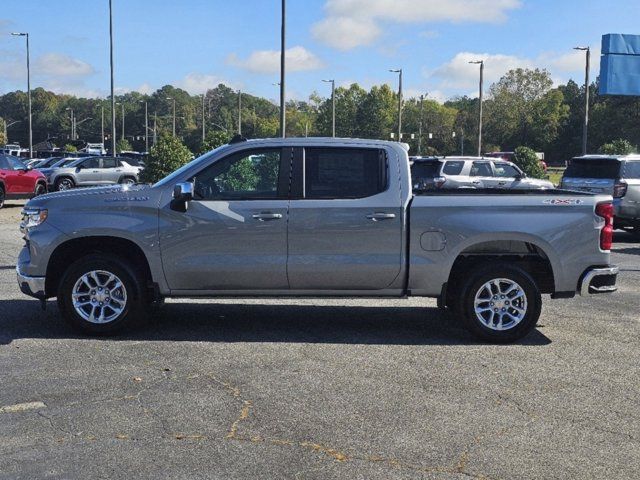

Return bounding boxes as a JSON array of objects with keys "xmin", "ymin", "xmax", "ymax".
[
  {"xmin": 11, "ymin": 32, "xmax": 32, "ymax": 157},
  {"xmin": 389, "ymin": 69, "xmax": 402, "ymax": 141},
  {"xmin": 140, "ymin": 100, "xmax": 148, "ymax": 152},
  {"xmin": 418, "ymin": 94, "xmax": 424, "ymax": 155},
  {"xmin": 469, "ymin": 60, "xmax": 484, "ymax": 156},
  {"xmin": 575, "ymin": 46, "xmax": 590, "ymax": 155},
  {"xmin": 153, "ymin": 112, "xmax": 157, "ymax": 146},
  {"xmin": 279, "ymin": 0, "xmax": 286, "ymax": 137},
  {"xmin": 166, "ymin": 97, "xmax": 176, "ymax": 136},
  {"xmin": 237, "ymin": 89, "xmax": 242, "ymax": 135},
  {"xmin": 201, "ymin": 94, "xmax": 205, "ymax": 143},
  {"xmin": 109, "ymin": 0, "xmax": 116, "ymax": 157},
  {"xmin": 322, "ymin": 79, "xmax": 335, "ymax": 137},
  {"xmin": 117, "ymin": 102, "xmax": 125, "ymax": 141}
]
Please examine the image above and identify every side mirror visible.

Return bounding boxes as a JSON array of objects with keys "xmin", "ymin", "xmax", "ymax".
[
  {"xmin": 171, "ymin": 182, "xmax": 193, "ymax": 212},
  {"xmin": 514, "ymin": 172, "xmax": 524, "ymax": 180}
]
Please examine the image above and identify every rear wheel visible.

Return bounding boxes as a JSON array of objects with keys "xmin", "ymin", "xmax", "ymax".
[
  {"xmin": 452, "ymin": 263, "xmax": 542, "ymax": 343},
  {"xmin": 0, "ymin": 186, "xmax": 4, "ymax": 209},
  {"xmin": 57, "ymin": 254, "xmax": 147, "ymax": 335},
  {"xmin": 55, "ymin": 177, "xmax": 75, "ymax": 191},
  {"xmin": 34, "ymin": 183, "xmax": 46, "ymax": 197}
]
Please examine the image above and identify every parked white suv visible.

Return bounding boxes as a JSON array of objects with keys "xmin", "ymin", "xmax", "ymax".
[{"xmin": 411, "ymin": 156, "xmax": 554, "ymax": 191}]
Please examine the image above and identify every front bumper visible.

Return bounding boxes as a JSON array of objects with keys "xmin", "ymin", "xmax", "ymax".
[
  {"xmin": 579, "ymin": 266, "xmax": 618, "ymax": 296},
  {"xmin": 16, "ymin": 265, "xmax": 46, "ymax": 299}
]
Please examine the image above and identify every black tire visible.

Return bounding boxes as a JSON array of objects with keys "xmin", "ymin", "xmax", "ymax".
[
  {"xmin": 34, "ymin": 182, "xmax": 47, "ymax": 197},
  {"xmin": 0, "ymin": 186, "xmax": 4, "ymax": 209},
  {"xmin": 119, "ymin": 176, "xmax": 136, "ymax": 185},
  {"xmin": 57, "ymin": 254, "xmax": 147, "ymax": 335},
  {"xmin": 452, "ymin": 263, "xmax": 542, "ymax": 343},
  {"xmin": 55, "ymin": 177, "xmax": 75, "ymax": 191}
]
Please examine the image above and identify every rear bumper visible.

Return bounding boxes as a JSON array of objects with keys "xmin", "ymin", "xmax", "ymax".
[
  {"xmin": 16, "ymin": 265, "xmax": 46, "ymax": 299},
  {"xmin": 579, "ymin": 266, "xmax": 618, "ymax": 296}
]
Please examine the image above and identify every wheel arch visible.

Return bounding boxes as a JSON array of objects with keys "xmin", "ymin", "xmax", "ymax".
[{"xmin": 45, "ymin": 236, "xmax": 153, "ymax": 297}]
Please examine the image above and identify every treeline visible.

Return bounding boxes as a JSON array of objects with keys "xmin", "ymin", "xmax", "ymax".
[{"xmin": 1, "ymin": 68, "xmax": 639, "ymax": 163}]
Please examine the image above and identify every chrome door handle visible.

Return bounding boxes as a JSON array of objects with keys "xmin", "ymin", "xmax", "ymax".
[
  {"xmin": 366, "ymin": 212, "xmax": 396, "ymax": 221},
  {"xmin": 252, "ymin": 212, "xmax": 283, "ymax": 221},
  {"xmin": 472, "ymin": 180, "xmax": 481, "ymax": 184}
]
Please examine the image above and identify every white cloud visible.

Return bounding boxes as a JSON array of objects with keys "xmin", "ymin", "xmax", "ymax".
[
  {"xmin": 175, "ymin": 73, "xmax": 229, "ymax": 94},
  {"xmin": 227, "ymin": 46, "xmax": 323, "ymax": 74},
  {"xmin": 34, "ymin": 53, "xmax": 94, "ymax": 77},
  {"xmin": 313, "ymin": 0, "xmax": 521, "ymax": 50}
]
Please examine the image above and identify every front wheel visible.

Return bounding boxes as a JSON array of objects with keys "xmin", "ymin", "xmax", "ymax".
[
  {"xmin": 34, "ymin": 183, "xmax": 47, "ymax": 197},
  {"xmin": 452, "ymin": 263, "xmax": 542, "ymax": 343},
  {"xmin": 57, "ymin": 254, "xmax": 147, "ymax": 335},
  {"xmin": 0, "ymin": 186, "xmax": 5, "ymax": 209}
]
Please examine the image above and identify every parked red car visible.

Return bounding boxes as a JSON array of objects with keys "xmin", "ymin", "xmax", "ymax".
[{"xmin": 0, "ymin": 155, "xmax": 47, "ymax": 209}]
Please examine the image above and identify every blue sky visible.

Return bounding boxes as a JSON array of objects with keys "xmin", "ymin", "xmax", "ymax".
[{"xmin": 1, "ymin": 0, "xmax": 639, "ymax": 103}]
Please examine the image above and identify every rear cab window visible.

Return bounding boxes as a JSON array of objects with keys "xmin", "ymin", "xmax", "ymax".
[{"xmin": 303, "ymin": 148, "xmax": 387, "ymax": 199}]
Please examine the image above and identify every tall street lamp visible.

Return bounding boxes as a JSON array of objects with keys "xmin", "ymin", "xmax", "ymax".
[
  {"xmin": 418, "ymin": 93, "xmax": 428, "ymax": 155},
  {"xmin": 574, "ymin": 46, "xmax": 590, "ymax": 155},
  {"xmin": 108, "ymin": 0, "xmax": 117, "ymax": 157},
  {"xmin": 279, "ymin": 0, "xmax": 286, "ymax": 138},
  {"xmin": 389, "ymin": 69, "xmax": 402, "ymax": 141},
  {"xmin": 322, "ymin": 79, "xmax": 335, "ymax": 137},
  {"xmin": 166, "ymin": 97, "xmax": 176, "ymax": 136},
  {"xmin": 140, "ymin": 100, "xmax": 149, "ymax": 152},
  {"xmin": 469, "ymin": 60, "xmax": 484, "ymax": 156},
  {"xmin": 11, "ymin": 32, "xmax": 32, "ymax": 157},
  {"xmin": 201, "ymin": 94, "xmax": 205, "ymax": 143},
  {"xmin": 237, "ymin": 90, "xmax": 242, "ymax": 135}
]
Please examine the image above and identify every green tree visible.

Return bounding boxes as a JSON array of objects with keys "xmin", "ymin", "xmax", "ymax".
[
  {"xmin": 599, "ymin": 139, "xmax": 635, "ymax": 155},
  {"xmin": 141, "ymin": 134, "xmax": 192, "ymax": 183},
  {"xmin": 63, "ymin": 143, "xmax": 77, "ymax": 152},
  {"xmin": 513, "ymin": 146, "xmax": 545, "ymax": 178},
  {"xmin": 0, "ymin": 118, "xmax": 6, "ymax": 145},
  {"xmin": 116, "ymin": 138, "xmax": 132, "ymax": 153},
  {"xmin": 484, "ymin": 68, "xmax": 568, "ymax": 152},
  {"xmin": 198, "ymin": 130, "xmax": 230, "ymax": 156}
]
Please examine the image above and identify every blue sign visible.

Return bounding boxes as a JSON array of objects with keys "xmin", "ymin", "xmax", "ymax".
[{"xmin": 600, "ymin": 33, "xmax": 640, "ymax": 96}]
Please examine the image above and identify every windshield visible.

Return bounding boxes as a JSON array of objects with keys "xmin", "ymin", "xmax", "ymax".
[
  {"xmin": 564, "ymin": 158, "xmax": 622, "ymax": 179},
  {"xmin": 153, "ymin": 145, "xmax": 229, "ymax": 188},
  {"xmin": 7, "ymin": 156, "xmax": 26, "ymax": 170},
  {"xmin": 51, "ymin": 158, "xmax": 79, "ymax": 168}
]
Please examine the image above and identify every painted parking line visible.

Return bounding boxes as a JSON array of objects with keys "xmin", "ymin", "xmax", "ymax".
[{"xmin": 0, "ymin": 401, "xmax": 46, "ymax": 414}]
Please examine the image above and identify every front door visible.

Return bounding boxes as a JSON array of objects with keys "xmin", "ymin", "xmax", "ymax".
[
  {"xmin": 159, "ymin": 147, "xmax": 291, "ymax": 291},
  {"xmin": 100, "ymin": 157, "xmax": 122, "ymax": 184},
  {"xmin": 287, "ymin": 146, "xmax": 403, "ymax": 290},
  {"xmin": 75, "ymin": 157, "xmax": 102, "ymax": 185},
  {"xmin": 490, "ymin": 162, "xmax": 521, "ymax": 189}
]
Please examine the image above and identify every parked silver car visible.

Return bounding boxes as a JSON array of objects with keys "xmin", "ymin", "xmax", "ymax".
[
  {"xmin": 47, "ymin": 156, "xmax": 142, "ymax": 191},
  {"xmin": 561, "ymin": 155, "xmax": 640, "ymax": 233},
  {"xmin": 411, "ymin": 156, "xmax": 554, "ymax": 191}
]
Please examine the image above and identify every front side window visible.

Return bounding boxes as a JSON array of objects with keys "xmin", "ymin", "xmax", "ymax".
[
  {"xmin": 80, "ymin": 158, "xmax": 100, "ymax": 169},
  {"xmin": 192, "ymin": 149, "xmax": 282, "ymax": 200},
  {"xmin": 493, "ymin": 163, "xmax": 520, "ymax": 178},
  {"xmin": 0, "ymin": 157, "xmax": 9, "ymax": 170},
  {"xmin": 470, "ymin": 162, "xmax": 493, "ymax": 177},
  {"xmin": 7, "ymin": 156, "xmax": 26, "ymax": 170},
  {"xmin": 304, "ymin": 148, "xmax": 386, "ymax": 199}
]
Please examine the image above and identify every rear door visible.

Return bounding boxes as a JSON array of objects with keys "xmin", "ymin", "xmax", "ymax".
[
  {"xmin": 287, "ymin": 146, "xmax": 403, "ymax": 290},
  {"xmin": 561, "ymin": 158, "xmax": 621, "ymax": 194},
  {"xmin": 100, "ymin": 157, "xmax": 122, "ymax": 183}
]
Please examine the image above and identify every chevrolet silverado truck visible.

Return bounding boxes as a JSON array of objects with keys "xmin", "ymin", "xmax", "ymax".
[{"xmin": 17, "ymin": 138, "xmax": 618, "ymax": 342}]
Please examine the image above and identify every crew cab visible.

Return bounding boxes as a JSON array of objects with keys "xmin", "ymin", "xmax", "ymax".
[
  {"xmin": 17, "ymin": 138, "xmax": 618, "ymax": 342},
  {"xmin": 0, "ymin": 155, "xmax": 47, "ymax": 209}
]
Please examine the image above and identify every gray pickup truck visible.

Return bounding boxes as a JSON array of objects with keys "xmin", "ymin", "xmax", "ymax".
[{"xmin": 16, "ymin": 138, "xmax": 618, "ymax": 342}]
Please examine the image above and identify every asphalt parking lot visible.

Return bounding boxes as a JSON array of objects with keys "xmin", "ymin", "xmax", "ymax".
[{"xmin": 0, "ymin": 199, "xmax": 638, "ymax": 480}]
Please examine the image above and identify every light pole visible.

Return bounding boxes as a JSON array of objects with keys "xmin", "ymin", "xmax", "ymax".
[
  {"xmin": 469, "ymin": 60, "xmax": 484, "ymax": 156},
  {"xmin": 140, "ymin": 100, "xmax": 149, "ymax": 152},
  {"xmin": 11, "ymin": 32, "xmax": 32, "ymax": 157},
  {"xmin": 418, "ymin": 93, "xmax": 427, "ymax": 155},
  {"xmin": 574, "ymin": 46, "xmax": 590, "ymax": 155},
  {"xmin": 100, "ymin": 104, "xmax": 105, "ymax": 145},
  {"xmin": 108, "ymin": 0, "xmax": 117, "ymax": 157},
  {"xmin": 4, "ymin": 120, "xmax": 21, "ymax": 143},
  {"xmin": 201, "ymin": 94, "xmax": 205, "ymax": 143},
  {"xmin": 279, "ymin": 0, "xmax": 286, "ymax": 137},
  {"xmin": 166, "ymin": 97, "xmax": 176, "ymax": 136},
  {"xmin": 116, "ymin": 102, "xmax": 124, "ymax": 141},
  {"xmin": 153, "ymin": 112, "xmax": 157, "ymax": 146},
  {"xmin": 65, "ymin": 107, "xmax": 75, "ymax": 140},
  {"xmin": 237, "ymin": 89, "xmax": 242, "ymax": 135},
  {"xmin": 322, "ymin": 79, "xmax": 335, "ymax": 137},
  {"xmin": 389, "ymin": 69, "xmax": 402, "ymax": 141}
]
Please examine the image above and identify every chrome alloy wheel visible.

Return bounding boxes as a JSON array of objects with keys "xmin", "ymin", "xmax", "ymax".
[
  {"xmin": 473, "ymin": 278, "xmax": 527, "ymax": 331},
  {"xmin": 71, "ymin": 270, "xmax": 128, "ymax": 324},
  {"xmin": 58, "ymin": 179, "xmax": 73, "ymax": 190}
]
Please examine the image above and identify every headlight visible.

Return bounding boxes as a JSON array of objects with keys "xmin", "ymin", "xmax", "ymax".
[{"xmin": 20, "ymin": 208, "xmax": 48, "ymax": 233}]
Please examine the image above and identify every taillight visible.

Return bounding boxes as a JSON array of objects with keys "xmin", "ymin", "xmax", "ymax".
[
  {"xmin": 613, "ymin": 181, "xmax": 628, "ymax": 198},
  {"xmin": 596, "ymin": 202, "xmax": 614, "ymax": 250},
  {"xmin": 434, "ymin": 176, "xmax": 446, "ymax": 188}
]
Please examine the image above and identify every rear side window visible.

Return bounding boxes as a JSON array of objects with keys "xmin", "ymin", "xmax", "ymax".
[
  {"xmin": 304, "ymin": 148, "xmax": 386, "ymax": 199},
  {"xmin": 102, "ymin": 158, "xmax": 118, "ymax": 168},
  {"xmin": 442, "ymin": 161, "xmax": 464, "ymax": 175},
  {"xmin": 564, "ymin": 159, "xmax": 621, "ymax": 179},
  {"xmin": 623, "ymin": 161, "xmax": 640, "ymax": 179}
]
